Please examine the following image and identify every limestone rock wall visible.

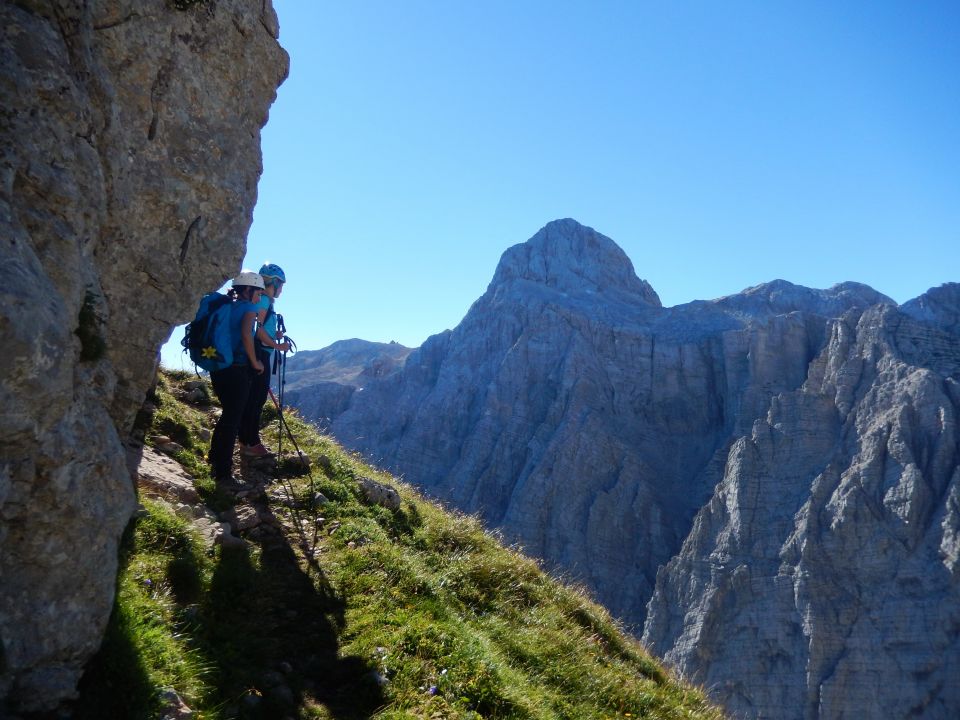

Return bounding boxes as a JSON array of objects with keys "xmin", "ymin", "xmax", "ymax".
[
  {"xmin": 0, "ymin": 1, "xmax": 287, "ymax": 711},
  {"xmin": 642, "ymin": 304, "xmax": 960, "ymax": 719}
]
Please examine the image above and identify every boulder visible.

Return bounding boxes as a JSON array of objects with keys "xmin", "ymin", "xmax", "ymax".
[{"xmin": 357, "ymin": 477, "xmax": 402, "ymax": 510}]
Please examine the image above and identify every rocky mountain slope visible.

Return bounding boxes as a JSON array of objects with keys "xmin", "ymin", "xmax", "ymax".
[
  {"xmin": 289, "ymin": 219, "xmax": 960, "ymax": 719},
  {"xmin": 0, "ymin": 1, "xmax": 287, "ymax": 712}
]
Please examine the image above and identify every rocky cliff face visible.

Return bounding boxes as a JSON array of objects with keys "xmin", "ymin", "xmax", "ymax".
[
  {"xmin": 0, "ymin": 1, "xmax": 287, "ymax": 711},
  {"xmin": 641, "ymin": 300, "xmax": 960, "ymax": 719},
  {"xmin": 293, "ymin": 219, "xmax": 960, "ymax": 719}
]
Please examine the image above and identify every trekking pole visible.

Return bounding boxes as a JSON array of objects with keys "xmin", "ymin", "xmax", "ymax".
[
  {"xmin": 277, "ymin": 338, "xmax": 293, "ymax": 421},
  {"xmin": 277, "ymin": 349, "xmax": 285, "ymax": 457},
  {"xmin": 267, "ymin": 383, "xmax": 322, "ymax": 554},
  {"xmin": 272, "ymin": 314, "xmax": 294, "ymax": 458},
  {"xmin": 268, "ymin": 388, "xmax": 302, "ymax": 462},
  {"xmin": 262, "ymin": 318, "xmax": 321, "ymax": 557}
]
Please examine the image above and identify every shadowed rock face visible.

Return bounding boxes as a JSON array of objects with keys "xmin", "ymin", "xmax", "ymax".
[
  {"xmin": 0, "ymin": 1, "xmax": 287, "ymax": 711},
  {"xmin": 292, "ymin": 219, "xmax": 960, "ymax": 719}
]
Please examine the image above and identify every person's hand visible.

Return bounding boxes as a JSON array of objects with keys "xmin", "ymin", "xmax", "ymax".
[
  {"xmin": 276, "ymin": 341, "xmax": 291, "ymax": 352},
  {"xmin": 252, "ymin": 359, "xmax": 264, "ymax": 374}
]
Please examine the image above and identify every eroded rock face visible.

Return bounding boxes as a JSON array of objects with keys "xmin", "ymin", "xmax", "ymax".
[
  {"xmin": 292, "ymin": 219, "xmax": 959, "ymax": 718},
  {"xmin": 0, "ymin": 1, "xmax": 287, "ymax": 711},
  {"xmin": 642, "ymin": 304, "xmax": 960, "ymax": 719}
]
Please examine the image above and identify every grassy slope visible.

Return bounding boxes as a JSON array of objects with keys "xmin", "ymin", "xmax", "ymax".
[{"xmin": 76, "ymin": 370, "xmax": 722, "ymax": 720}]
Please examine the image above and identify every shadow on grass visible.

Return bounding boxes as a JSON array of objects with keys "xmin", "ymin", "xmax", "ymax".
[
  {"xmin": 202, "ymin": 527, "xmax": 386, "ymax": 719},
  {"xmin": 74, "ymin": 521, "xmax": 159, "ymax": 720},
  {"xmin": 73, "ymin": 604, "xmax": 159, "ymax": 719},
  {"xmin": 74, "ymin": 512, "xmax": 385, "ymax": 720}
]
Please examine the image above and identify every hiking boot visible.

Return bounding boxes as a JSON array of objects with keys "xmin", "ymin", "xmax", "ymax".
[
  {"xmin": 215, "ymin": 474, "xmax": 243, "ymax": 489},
  {"xmin": 246, "ymin": 454, "xmax": 277, "ymax": 471},
  {"xmin": 241, "ymin": 443, "xmax": 274, "ymax": 458}
]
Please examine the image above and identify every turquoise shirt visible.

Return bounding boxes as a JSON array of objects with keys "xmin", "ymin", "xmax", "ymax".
[
  {"xmin": 229, "ymin": 300, "xmax": 258, "ymax": 365},
  {"xmin": 256, "ymin": 294, "xmax": 279, "ymax": 354}
]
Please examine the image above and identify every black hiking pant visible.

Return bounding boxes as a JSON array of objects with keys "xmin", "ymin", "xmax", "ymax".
[
  {"xmin": 239, "ymin": 344, "xmax": 272, "ymax": 447},
  {"xmin": 209, "ymin": 364, "xmax": 255, "ymax": 480}
]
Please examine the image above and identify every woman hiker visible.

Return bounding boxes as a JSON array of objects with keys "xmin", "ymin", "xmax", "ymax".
[
  {"xmin": 207, "ymin": 270, "xmax": 265, "ymax": 485},
  {"xmin": 238, "ymin": 262, "xmax": 290, "ymax": 458}
]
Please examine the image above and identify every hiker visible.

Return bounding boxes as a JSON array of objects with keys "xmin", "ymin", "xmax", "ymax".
[
  {"xmin": 238, "ymin": 262, "xmax": 291, "ymax": 458},
  {"xmin": 207, "ymin": 270, "xmax": 265, "ymax": 485}
]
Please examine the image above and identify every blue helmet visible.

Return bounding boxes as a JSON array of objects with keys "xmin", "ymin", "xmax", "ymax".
[{"xmin": 259, "ymin": 263, "xmax": 286, "ymax": 284}]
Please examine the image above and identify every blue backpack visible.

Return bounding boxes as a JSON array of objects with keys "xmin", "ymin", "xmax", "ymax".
[{"xmin": 181, "ymin": 292, "xmax": 235, "ymax": 372}]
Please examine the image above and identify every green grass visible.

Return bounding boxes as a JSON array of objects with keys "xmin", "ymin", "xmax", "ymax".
[
  {"xmin": 76, "ymin": 502, "xmax": 213, "ymax": 719},
  {"xmin": 76, "ymin": 370, "xmax": 723, "ymax": 720}
]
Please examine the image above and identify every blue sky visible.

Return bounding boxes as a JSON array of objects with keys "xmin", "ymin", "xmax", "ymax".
[{"xmin": 161, "ymin": 0, "xmax": 959, "ymax": 369}]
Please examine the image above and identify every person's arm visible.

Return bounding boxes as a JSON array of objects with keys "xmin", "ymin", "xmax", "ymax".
[
  {"xmin": 254, "ymin": 308, "xmax": 291, "ymax": 351},
  {"xmin": 242, "ymin": 311, "xmax": 264, "ymax": 372},
  {"xmin": 254, "ymin": 307, "xmax": 272, "ymax": 345}
]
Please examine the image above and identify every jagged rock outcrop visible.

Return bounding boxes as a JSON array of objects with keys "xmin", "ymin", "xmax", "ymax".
[
  {"xmin": 0, "ymin": 1, "xmax": 287, "ymax": 712},
  {"xmin": 292, "ymin": 218, "xmax": 959, "ymax": 719}
]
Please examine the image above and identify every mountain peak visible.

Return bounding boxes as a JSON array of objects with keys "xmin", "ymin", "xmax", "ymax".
[{"xmin": 489, "ymin": 219, "xmax": 661, "ymax": 306}]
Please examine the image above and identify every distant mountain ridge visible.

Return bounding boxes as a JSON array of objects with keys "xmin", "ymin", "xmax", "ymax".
[
  {"xmin": 284, "ymin": 339, "xmax": 413, "ymax": 428},
  {"xmin": 286, "ymin": 219, "xmax": 960, "ymax": 719}
]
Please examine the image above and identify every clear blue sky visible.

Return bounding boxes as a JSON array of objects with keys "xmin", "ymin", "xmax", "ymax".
[{"xmin": 161, "ymin": 0, "xmax": 958, "ymax": 370}]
